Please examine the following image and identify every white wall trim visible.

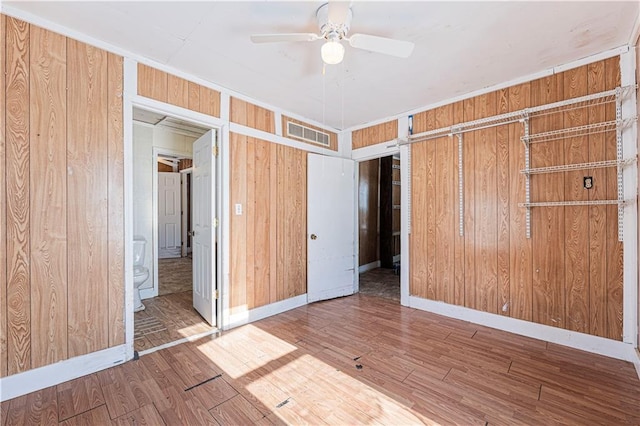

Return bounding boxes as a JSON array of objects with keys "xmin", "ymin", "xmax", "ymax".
[
  {"xmin": 0, "ymin": 345, "xmax": 127, "ymax": 402},
  {"xmin": 220, "ymin": 93, "xmax": 232, "ymax": 332},
  {"xmin": 226, "ymin": 295, "xmax": 308, "ymax": 330},
  {"xmin": 409, "ymin": 296, "xmax": 638, "ymax": 363},
  {"xmin": 229, "ymin": 122, "xmax": 340, "ymax": 157},
  {"xmin": 358, "ymin": 260, "xmax": 381, "ymax": 274},
  {"xmin": 351, "ymin": 140, "xmax": 400, "ymax": 162},
  {"xmin": 346, "ymin": 45, "xmax": 630, "ymax": 134},
  {"xmin": 620, "ymin": 50, "xmax": 639, "ymax": 347},
  {"xmin": 138, "ymin": 328, "xmax": 219, "ymax": 357}
]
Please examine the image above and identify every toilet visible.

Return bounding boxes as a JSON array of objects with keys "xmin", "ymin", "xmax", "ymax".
[{"xmin": 133, "ymin": 236, "xmax": 150, "ymax": 312}]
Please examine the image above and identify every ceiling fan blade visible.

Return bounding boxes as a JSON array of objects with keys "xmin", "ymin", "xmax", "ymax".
[
  {"xmin": 348, "ymin": 33, "xmax": 415, "ymax": 58},
  {"xmin": 250, "ymin": 33, "xmax": 320, "ymax": 44},
  {"xmin": 328, "ymin": 1, "xmax": 351, "ymax": 23}
]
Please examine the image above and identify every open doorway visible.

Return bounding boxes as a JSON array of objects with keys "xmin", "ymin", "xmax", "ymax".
[
  {"xmin": 132, "ymin": 107, "xmax": 218, "ymax": 353},
  {"xmin": 357, "ymin": 154, "xmax": 401, "ymax": 301}
]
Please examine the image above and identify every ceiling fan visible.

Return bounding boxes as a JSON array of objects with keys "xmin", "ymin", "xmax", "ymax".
[{"xmin": 250, "ymin": 2, "xmax": 415, "ymax": 65}]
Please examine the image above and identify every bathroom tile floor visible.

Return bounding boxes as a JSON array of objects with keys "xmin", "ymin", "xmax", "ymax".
[
  {"xmin": 134, "ymin": 290, "xmax": 213, "ymax": 352},
  {"xmin": 158, "ymin": 255, "xmax": 192, "ymax": 295}
]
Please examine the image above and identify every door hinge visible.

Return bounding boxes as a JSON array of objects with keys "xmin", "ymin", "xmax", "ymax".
[
  {"xmin": 213, "ymin": 146, "xmax": 219, "ymax": 157},
  {"xmin": 215, "ymin": 290, "xmax": 219, "ymax": 299},
  {"xmin": 213, "ymin": 218, "xmax": 219, "ymax": 228}
]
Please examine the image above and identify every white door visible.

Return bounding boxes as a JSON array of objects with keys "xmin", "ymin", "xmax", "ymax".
[
  {"xmin": 307, "ymin": 154, "xmax": 356, "ymax": 303},
  {"xmin": 158, "ymin": 172, "xmax": 181, "ymax": 259},
  {"xmin": 192, "ymin": 130, "xmax": 216, "ymax": 325}
]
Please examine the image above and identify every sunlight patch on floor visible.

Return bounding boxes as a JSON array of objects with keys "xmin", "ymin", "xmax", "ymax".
[{"xmin": 195, "ymin": 324, "xmax": 297, "ymax": 378}]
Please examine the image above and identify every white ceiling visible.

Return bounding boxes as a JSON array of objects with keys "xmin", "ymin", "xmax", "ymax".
[{"xmin": 5, "ymin": 1, "xmax": 639, "ymax": 130}]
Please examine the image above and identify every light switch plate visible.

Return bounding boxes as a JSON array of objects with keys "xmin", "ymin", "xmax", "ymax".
[{"xmin": 235, "ymin": 203, "xmax": 243, "ymax": 215}]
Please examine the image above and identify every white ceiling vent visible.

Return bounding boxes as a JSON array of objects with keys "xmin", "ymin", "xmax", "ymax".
[{"xmin": 287, "ymin": 121, "xmax": 330, "ymax": 147}]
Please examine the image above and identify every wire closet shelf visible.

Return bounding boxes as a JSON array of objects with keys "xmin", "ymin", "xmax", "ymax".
[{"xmin": 394, "ymin": 85, "xmax": 637, "ymax": 241}]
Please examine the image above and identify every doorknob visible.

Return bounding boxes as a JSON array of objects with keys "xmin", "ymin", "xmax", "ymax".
[
  {"xmin": 310, "ymin": 234, "xmax": 317, "ymax": 240},
  {"xmin": 188, "ymin": 230, "xmax": 195, "ymax": 237}
]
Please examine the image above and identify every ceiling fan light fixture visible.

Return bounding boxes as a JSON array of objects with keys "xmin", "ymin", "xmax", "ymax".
[{"xmin": 321, "ymin": 40, "xmax": 344, "ymax": 65}]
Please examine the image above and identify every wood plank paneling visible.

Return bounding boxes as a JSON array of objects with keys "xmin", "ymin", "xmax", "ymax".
[
  {"xmin": 253, "ymin": 139, "xmax": 271, "ymax": 308},
  {"xmin": 269, "ymin": 143, "xmax": 278, "ymax": 304},
  {"xmin": 167, "ymin": 74, "xmax": 189, "ymax": 109},
  {"xmin": 6, "ymin": 16, "xmax": 31, "ymax": 375},
  {"xmin": 2, "ymin": 17, "xmax": 125, "ymax": 378},
  {"xmin": 434, "ymin": 104, "xmax": 454, "ymax": 304},
  {"xmin": 352, "ymin": 120, "xmax": 398, "ymax": 150},
  {"xmin": 496, "ymin": 89, "xmax": 510, "ymax": 316},
  {"xmin": 563, "ymin": 65, "xmax": 590, "ymax": 333},
  {"xmin": 245, "ymin": 139, "xmax": 256, "ymax": 309},
  {"xmin": 1, "ymin": 13, "xmax": 8, "ymax": 378},
  {"xmin": 406, "ymin": 58, "xmax": 621, "ymax": 340},
  {"xmin": 137, "ymin": 64, "xmax": 220, "ymax": 118},
  {"xmin": 276, "ymin": 145, "xmax": 286, "ymax": 302},
  {"xmin": 29, "ymin": 25, "xmax": 68, "ymax": 368},
  {"xmin": 291, "ymin": 148, "xmax": 307, "ymax": 298},
  {"xmin": 425, "ymin": 111, "xmax": 437, "ymax": 301},
  {"xmin": 229, "ymin": 134, "xmax": 307, "ymax": 310},
  {"xmin": 67, "ymin": 39, "xmax": 109, "ymax": 357},
  {"xmin": 586, "ymin": 60, "xmax": 607, "ymax": 338},
  {"xmin": 508, "ymin": 83, "xmax": 532, "ymax": 321},
  {"xmin": 453, "ymin": 101, "xmax": 465, "ymax": 306},
  {"xmin": 604, "ymin": 56, "xmax": 623, "ymax": 341},
  {"xmin": 199, "ymin": 86, "xmax": 221, "ymax": 118},
  {"xmin": 410, "ymin": 141, "xmax": 427, "ymax": 298},
  {"xmin": 358, "ymin": 159, "xmax": 379, "ymax": 266},
  {"xmin": 230, "ymin": 133, "xmax": 247, "ymax": 313},
  {"xmin": 282, "ymin": 115, "xmax": 338, "ymax": 151},
  {"xmin": 530, "ymin": 74, "xmax": 565, "ymax": 328},
  {"xmin": 137, "ymin": 63, "xmax": 167, "ymax": 102},
  {"xmin": 463, "ymin": 98, "xmax": 476, "ymax": 310},
  {"xmin": 107, "ymin": 52, "xmax": 124, "ymax": 347},
  {"xmin": 230, "ymin": 97, "xmax": 275, "ymax": 134},
  {"xmin": 474, "ymin": 92, "xmax": 498, "ymax": 314},
  {"xmin": 188, "ymin": 81, "xmax": 200, "ymax": 112}
]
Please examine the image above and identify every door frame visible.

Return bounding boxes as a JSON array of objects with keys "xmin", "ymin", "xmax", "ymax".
[
  {"xmin": 126, "ymin": 85, "xmax": 226, "ymax": 358},
  {"xmin": 180, "ymin": 167, "xmax": 193, "ymax": 257},
  {"xmin": 351, "ymin": 142, "xmax": 409, "ymax": 306},
  {"xmin": 147, "ymin": 147, "xmax": 192, "ymax": 299}
]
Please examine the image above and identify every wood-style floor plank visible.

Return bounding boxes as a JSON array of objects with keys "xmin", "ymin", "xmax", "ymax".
[{"xmin": 4, "ymin": 293, "xmax": 640, "ymax": 425}]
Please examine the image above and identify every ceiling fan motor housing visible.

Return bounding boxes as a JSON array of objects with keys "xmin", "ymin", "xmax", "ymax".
[{"xmin": 316, "ymin": 3, "xmax": 352, "ymax": 39}]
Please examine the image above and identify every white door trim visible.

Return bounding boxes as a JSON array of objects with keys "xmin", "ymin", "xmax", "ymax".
[{"xmin": 180, "ymin": 168, "xmax": 193, "ymax": 257}]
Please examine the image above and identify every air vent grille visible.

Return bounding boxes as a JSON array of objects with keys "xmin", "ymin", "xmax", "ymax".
[{"xmin": 287, "ymin": 121, "xmax": 330, "ymax": 147}]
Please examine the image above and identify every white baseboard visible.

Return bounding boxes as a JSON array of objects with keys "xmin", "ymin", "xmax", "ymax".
[
  {"xmin": 0, "ymin": 344, "xmax": 128, "ymax": 402},
  {"xmin": 358, "ymin": 260, "xmax": 380, "ymax": 274},
  {"xmin": 409, "ymin": 296, "xmax": 638, "ymax": 363},
  {"xmin": 226, "ymin": 294, "xmax": 307, "ymax": 330}
]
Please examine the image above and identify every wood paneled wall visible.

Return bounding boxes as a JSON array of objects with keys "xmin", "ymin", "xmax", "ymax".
[
  {"xmin": 229, "ymin": 133, "xmax": 307, "ymax": 311},
  {"xmin": 1, "ymin": 16, "xmax": 124, "ymax": 377},
  {"xmin": 282, "ymin": 115, "xmax": 338, "ymax": 151},
  {"xmin": 352, "ymin": 120, "xmax": 398, "ymax": 150},
  {"xmin": 137, "ymin": 63, "xmax": 220, "ymax": 118},
  {"xmin": 230, "ymin": 97, "xmax": 275, "ymax": 134},
  {"xmin": 409, "ymin": 58, "xmax": 624, "ymax": 340},
  {"xmin": 358, "ymin": 158, "xmax": 379, "ymax": 266}
]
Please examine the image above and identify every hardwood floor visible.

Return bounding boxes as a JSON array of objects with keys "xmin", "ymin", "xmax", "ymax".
[
  {"xmin": 4, "ymin": 294, "xmax": 640, "ymax": 425},
  {"xmin": 134, "ymin": 290, "xmax": 213, "ymax": 352}
]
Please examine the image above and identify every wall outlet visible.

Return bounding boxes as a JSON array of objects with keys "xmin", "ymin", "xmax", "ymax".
[{"xmin": 235, "ymin": 203, "xmax": 243, "ymax": 215}]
